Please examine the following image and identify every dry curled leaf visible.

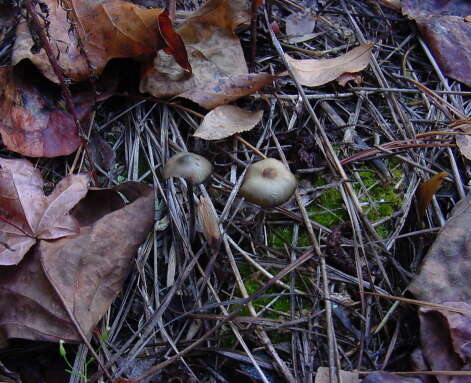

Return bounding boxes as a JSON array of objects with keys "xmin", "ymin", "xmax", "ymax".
[
  {"xmin": 12, "ymin": 0, "xmax": 183, "ymax": 83},
  {"xmin": 140, "ymin": 0, "xmax": 271, "ymax": 109},
  {"xmin": 0, "ymin": 182, "xmax": 154, "ymax": 344},
  {"xmin": 285, "ymin": 43, "xmax": 374, "ymax": 87},
  {"xmin": 194, "ymin": 105, "xmax": 263, "ymax": 140},
  {"xmin": 417, "ymin": 171, "xmax": 448, "ymax": 219},
  {"xmin": 0, "ymin": 158, "xmax": 89, "ymax": 265},
  {"xmin": 0, "ymin": 66, "xmax": 94, "ymax": 157}
]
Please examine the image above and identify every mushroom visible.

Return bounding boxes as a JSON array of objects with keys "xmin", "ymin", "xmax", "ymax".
[
  {"xmin": 163, "ymin": 152, "xmax": 213, "ymax": 241},
  {"xmin": 239, "ymin": 158, "xmax": 297, "ymax": 207}
]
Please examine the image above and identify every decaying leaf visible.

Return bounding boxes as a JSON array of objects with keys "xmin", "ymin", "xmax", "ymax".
[
  {"xmin": 194, "ymin": 105, "xmax": 263, "ymax": 140},
  {"xmin": 314, "ymin": 367, "xmax": 359, "ymax": 383},
  {"xmin": 402, "ymin": 0, "xmax": 471, "ymax": 87},
  {"xmin": 419, "ymin": 302, "xmax": 471, "ymax": 383},
  {"xmin": 0, "ymin": 182, "xmax": 154, "ymax": 344},
  {"xmin": 0, "ymin": 66, "xmax": 93, "ymax": 157},
  {"xmin": 409, "ymin": 193, "xmax": 471, "ymax": 303},
  {"xmin": 140, "ymin": 0, "xmax": 271, "ymax": 108},
  {"xmin": 417, "ymin": 171, "xmax": 448, "ymax": 219},
  {"xmin": 285, "ymin": 43, "xmax": 374, "ymax": 87},
  {"xmin": 0, "ymin": 158, "xmax": 89, "ymax": 265},
  {"xmin": 12, "ymin": 0, "xmax": 180, "ymax": 83}
]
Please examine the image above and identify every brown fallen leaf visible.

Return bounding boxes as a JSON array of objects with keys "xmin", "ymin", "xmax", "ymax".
[
  {"xmin": 12, "ymin": 0, "xmax": 182, "ymax": 83},
  {"xmin": 194, "ymin": 105, "xmax": 263, "ymax": 140},
  {"xmin": 0, "ymin": 158, "xmax": 89, "ymax": 265},
  {"xmin": 409, "ymin": 193, "xmax": 471, "ymax": 303},
  {"xmin": 0, "ymin": 66, "xmax": 94, "ymax": 157},
  {"xmin": 0, "ymin": 182, "xmax": 154, "ymax": 345},
  {"xmin": 285, "ymin": 43, "xmax": 374, "ymax": 87},
  {"xmin": 417, "ymin": 171, "xmax": 448, "ymax": 219},
  {"xmin": 419, "ymin": 302, "xmax": 471, "ymax": 383},
  {"xmin": 140, "ymin": 0, "xmax": 271, "ymax": 109},
  {"xmin": 402, "ymin": 0, "xmax": 471, "ymax": 87},
  {"xmin": 179, "ymin": 73, "xmax": 273, "ymax": 110}
]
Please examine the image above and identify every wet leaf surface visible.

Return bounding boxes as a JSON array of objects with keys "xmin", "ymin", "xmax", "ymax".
[
  {"xmin": 194, "ymin": 105, "xmax": 263, "ymax": 140},
  {"xmin": 0, "ymin": 66, "xmax": 93, "ymax": 157},
  {"xmin": 285, "ymin": 43, "xmax": 373, "ymax": 87},
  {"xmin": 0, "ymin": 181, "xmax": 154, "ymax": 344},
  {"xmin": 0, "ymin": 158, "xmax": 89, "ymax": 265}
]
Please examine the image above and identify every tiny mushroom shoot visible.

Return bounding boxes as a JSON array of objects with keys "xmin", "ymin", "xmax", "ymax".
[
  {"xmin": 240, "ymin": 158, "xmax": 297, "ymax": 208},
  {"xmin": 163, "ymin": 152, "xmax": 213, "ymax": 241}
]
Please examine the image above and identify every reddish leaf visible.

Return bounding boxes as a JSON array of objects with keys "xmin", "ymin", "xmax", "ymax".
[
  {"xmin": 12, "ymin": 0, "xmax": 168, "ymax": 83},
  {"xmin": 402, "ymin": 0, "xmax": 471, "ymax": 87},
  {"xmin": 419, "ymin": 302, "xmax": 471, "ymax": 383},
  {"xmin": 0, "ymin": 158, "xmax": 89, "ymax": 265},
  {"xmin": 157, "ymin": 10, "xmax": 191, "ymax": 73},
  {"xmin": 0, "ymin": 182, "xmax": 154, "ymax": 344},
  {"xmin": 0, "ymin": 66, "xmax": 95, "ymax": 157}
]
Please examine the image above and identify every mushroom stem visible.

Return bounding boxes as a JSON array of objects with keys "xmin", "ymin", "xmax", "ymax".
[{"xmin": 187, "ymin": 180, "xmax": 196, "ymax": 242}]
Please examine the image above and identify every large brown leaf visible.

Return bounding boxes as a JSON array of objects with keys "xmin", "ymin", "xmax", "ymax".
[
  {"xmin": 12, "ymin": 0, "xmax": 170, "ymax": 83},
  {"xmin": 0, "ymin": 158, "xmax": 89, "ymax": 265},
  {"xmin": 194, "ymin": 105, "xmax": 263, "ymax": 140},
  {"xmin": 140, "ymin": 0, "xmax": 271, "ymax": 109},
  {"xmin": 0, "ymin": 182, "xmax": 154, "ymax": 345},
  {"xmin": 409, "ymin": 193, "xmax": 471, "ymax": 303},
  {"xmin": 0, "ymin": 66, "xmax": 94, "ymax": 157},
  {"xmin": 402, "ymin": 0, "xmax": 471, "ymax": 87}
]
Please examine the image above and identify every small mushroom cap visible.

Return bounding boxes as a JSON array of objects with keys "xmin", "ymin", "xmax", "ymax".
[
  {"xmin": 240, "ymin": 158, "xmax": 297, "ymax": 207},
  {"xmin": 163, "ymin": 152, "xmax": 213, "ymax": 185}
]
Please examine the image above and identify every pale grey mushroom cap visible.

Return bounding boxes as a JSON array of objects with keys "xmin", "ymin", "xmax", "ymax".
[
  {"xmin": 163, "ymin": 152, "xmax": 213, "ymax": 185},
  {"xmin": 240, "ymin": 158, "xmax": 297, "ymax": 207}
]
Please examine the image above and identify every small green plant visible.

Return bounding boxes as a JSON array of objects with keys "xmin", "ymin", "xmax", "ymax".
[{"xmin": 59, "ymin": 329, "xmax": 109, "ymax": 381}]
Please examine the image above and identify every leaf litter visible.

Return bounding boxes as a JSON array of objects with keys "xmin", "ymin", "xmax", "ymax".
[{"xmin": 1, "ymin": 0, "xmax": 471, "ymax": 381}]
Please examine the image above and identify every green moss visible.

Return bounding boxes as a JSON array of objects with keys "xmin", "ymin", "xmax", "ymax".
[{"xmin": 269, "ymin": 163, "xmax": 404, "ymax": 244}]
